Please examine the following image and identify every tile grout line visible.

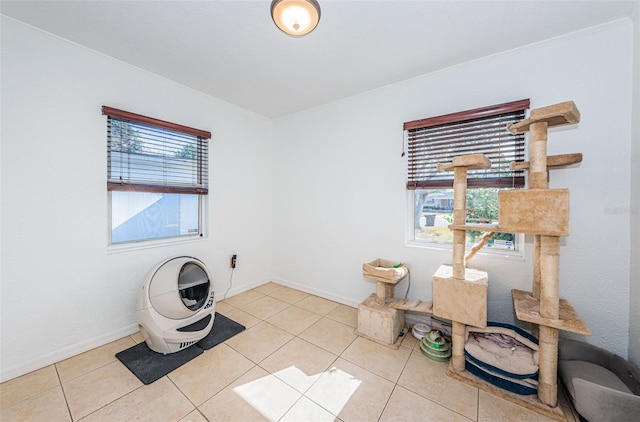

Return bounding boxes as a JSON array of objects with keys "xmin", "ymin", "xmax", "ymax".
[
  {"xmin": 53, "ymin": 363, "xmax": 74, "ymax": 422},
  {"xmin": 285, "ymin": 337, "xmax": 343, "ymax": 420}
]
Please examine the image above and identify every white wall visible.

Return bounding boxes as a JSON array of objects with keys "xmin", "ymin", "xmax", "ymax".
[
  {"xmin": 2, "ymin": 15, "xmax": 636, "ymax": 382},
  {"xmin": 272, "ymin": 20, "xmax": 634, "ymax": 358},
  {"xmin": 0, "ymin": 17, "xmax": 274, "ymax": 381},
  {"xmin": 628, "ymin": 4, "xmax": 640, "ymax": 367}
]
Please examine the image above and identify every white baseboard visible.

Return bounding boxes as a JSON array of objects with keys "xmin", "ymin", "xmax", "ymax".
[
  {"xmin": 269, "ymin": 277, "xmax": 361, "ymax": 308},
  {"xmin": 1, "ymin": 278, "xmax": 360, "ymax": 383},
  {"xmin": 216, "ymin": 277, "xmax": 272, "ymax": 301},
  {"xmin": 1, "ymin": 324, "xmax": 139, "ymax": 383}
]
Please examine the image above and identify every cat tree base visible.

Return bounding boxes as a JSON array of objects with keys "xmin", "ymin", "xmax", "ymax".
[
  {"xmin": 448, "ymin": 364, "xmax": 568, "ymax": 421},
  {"xmin": 355, "ymin": 294, "xmax": 405, "ymax": 348}
]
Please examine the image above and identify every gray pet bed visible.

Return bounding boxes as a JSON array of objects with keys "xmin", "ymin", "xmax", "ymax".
[{"xmin": 558, "ymin": 340, "xmax": 640, "ymax": 422}]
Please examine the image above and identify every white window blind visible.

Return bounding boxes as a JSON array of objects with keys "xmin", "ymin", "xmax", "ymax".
[
  {"xmin": 103, "ymin": 106, "xmax": 210, "ymax": 195},
  {"xmin": 405, "ymin": 99, "xmax": 529, "ymax": 189}
]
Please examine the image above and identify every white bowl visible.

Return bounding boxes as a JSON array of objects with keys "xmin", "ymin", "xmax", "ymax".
[
  {"xmin": 412, "ymin": 329, "xmax": 425, "ymax": 341},
  {"xmin": 413, "ymin": 323, "xmax": 430, "ymax": 335}
]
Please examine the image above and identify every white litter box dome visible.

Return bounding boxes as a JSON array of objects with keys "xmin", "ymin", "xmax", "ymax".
[{"xmin": 136, "ymin": 256, "xmax": 215, "ymax": 354}]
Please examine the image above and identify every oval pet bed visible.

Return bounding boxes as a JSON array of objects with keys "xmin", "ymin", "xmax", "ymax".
[{"xmin": 464, "ymin": 321, "xmax": 539, "ymax": 395}]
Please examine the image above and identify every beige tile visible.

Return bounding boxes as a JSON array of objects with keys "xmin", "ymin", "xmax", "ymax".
[
  {"xmin": 221, "ymin": 307, "xmax": 261, "ymax": 329},
  {"xmin": 241, "ymin": 295, "xmax": 291, "ymax": 320},
  {"xmin": 56, "ymin": 336, "xmax": 135, "ymax": 383},
  {"xmin": 0, "ymin": 365, "xmax": 59, "ymax": 408},
  {"xmin": 400, "ymin": 331, "xmax": 419, "ymax": 350},
  {"xmin": 252, "ymin": 282, "xmax": 286, "ymax": 295},
  {"xmin": 179, "ymin": 410, "xmax": 209, "ymax": 422},
  {"xmin": 305, "ymin": 358, "xmax": 395, "ymax": 422},
  {"xmin": 0, "ymin": 385, "xmax": 70, "ymax": 422},
  {"xmin": 398, "ymin": 349, "xmax": 478, "ymax": 420},
  {"xmin": 326, "ymin": 304, "xmax": 358, "ymax": 328},
  {"xmin": 63, "ymin": 360, "xmax": 142, "ymax": 420},
  {"xmin": 341, "ymin": 336, "xmax": 411, "ymax": 382},
  {"xmin": 130, "ymin": 331, "xmax": 146, "ymax": 344},
  {"xmin": 267, "ymin": 285, "xmax": 310, "ymax": 304},
  {"xmin": 82, "ymin": 376, "xmax": 194, "ymax": 422},
  {"xmin": 296, "ymin": 295, "xmax": 340, "ymax": 315},
  {"xmin": 380, "ymin": 385, "xmax": 472, "ymax": 422},
  {"xmin": 225, "ymin": 321, "xmax": 294, "ymax": 363},
  {"xmin": 478, "ymin": 390, "xmax": 557, "ymax": 421},
  {"xmin": 281, "ymin": 396, "xmax": 339, "ymax": 422},
  {"xmin": 169, "ymin": 343, "xmax": 254, "ymax": 406},
  {"xmin": 267, "ymin": 305, "xmax": 322, "ymax": 335},
  {"xmin": 224, "ymin": 289, "xmax": 265, "ymax": 308},
  {"xmin": 199, "ymin": 365, "xmax": 301, "ymax": 422},
  {"xmin": 215, "ymin": 300, "xmax": 237, "ymax": 315},
  {"xmin": 198, "ymin": 367, "xmax": 271, "ymax": 422},
  {"xmin": 299, "ymin": 318, "xmax": 357, "ymax": 355},
  {"xmin": 260, "ymin": 337, "xmax": 337, "ymax": 393}
]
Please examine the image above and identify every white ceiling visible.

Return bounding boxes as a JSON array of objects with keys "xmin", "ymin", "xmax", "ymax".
[{"xmin": 1, "ymin": 1, "xmax": 636, "ymax": 118}]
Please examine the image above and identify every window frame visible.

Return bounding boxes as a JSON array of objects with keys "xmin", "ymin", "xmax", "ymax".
[
  {"xmin": 103, "ymin": 106, "xmax": 211, "ymax": 247},
  {"xmin": 404, "ymin": 99, "xmax": 530, "ymax": 257},
  {"xmin": 405, "ymin": 189, "xmax": 524, "ymax": 260}
]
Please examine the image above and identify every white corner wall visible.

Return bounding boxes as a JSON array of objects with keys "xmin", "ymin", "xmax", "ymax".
[
  {"xmin": 272, "ymin": 20, "xmax": 634, "ymax": 358},
  {"xmin": 628, "ymin": 4, "xmax": 640, "ymax": 367},
  {"xmin": 0, "ymin": 17, "xmax": 273, "ymax": 381}
]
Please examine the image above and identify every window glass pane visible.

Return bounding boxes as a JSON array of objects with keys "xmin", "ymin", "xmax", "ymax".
[
  {"xmin": 413, "ymin": 188, "xmax": 517, "ymax": 250},
  {"xmin": 111, "ymin": 191, "xmax": 199, "ymax": 244}
]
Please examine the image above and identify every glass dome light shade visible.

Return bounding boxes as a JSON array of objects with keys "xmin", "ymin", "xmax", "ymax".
[{"xmin": 271, "ymin": 0, "xmax": 321, "ymax": 37}]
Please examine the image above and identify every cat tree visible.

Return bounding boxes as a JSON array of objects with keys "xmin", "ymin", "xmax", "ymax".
[{"xmin": 432, "ymin": 101, "xmax": 590, "ymax": 420}]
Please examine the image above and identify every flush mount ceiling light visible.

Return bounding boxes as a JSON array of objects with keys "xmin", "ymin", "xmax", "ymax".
[{"xmin": 271, "ymin": 0, "xmax": 321, "ymax": 37}]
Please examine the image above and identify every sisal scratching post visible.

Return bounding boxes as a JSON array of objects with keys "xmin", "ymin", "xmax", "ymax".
[
  {"xmin": 451, "ymin": 167, "xmax": 467, "ymax": 371},
  {"xmin": 537, "ymin": 235, "xmax": 560, "ymax": 407},
  {"xmin": 451, "ymin": 322, "xmax": 466, "ymax": 371},
  {"xmin": 540, "ymin": 236, "xmax": 560, "ymax": 318},
  {"xmin": 376, "ymin": 282, "xmax": 393, "ymax": 305},
  {"xmin": 532, "ymin": 235, "xmax": 541, "ymax": 338},
  {"xmin": 529, "ymin": 121, "xmax": 549, "ymax": 189},
  {"xmin": 452, "ymin": 167, "xmax": 467, "ymax": 280},
  {"xmin": 538, "ymin": 325, "xmax": 559, "ymax": 406}
]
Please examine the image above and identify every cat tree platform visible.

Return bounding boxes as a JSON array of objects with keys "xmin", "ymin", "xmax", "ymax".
[{"xmin": 512, "ymin": 289, "xmax": 591, "ymax": 335}]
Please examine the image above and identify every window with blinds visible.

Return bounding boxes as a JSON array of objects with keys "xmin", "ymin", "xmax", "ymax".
[
  {"xmin": 102, "ymin": 106, "xmax": 211, "ymax": 245},
  {"xmin": 103, "ymin": 106, "xmax": 210, "ymax": 194},
  {"xmin": 404, "ymin": 99, "xmax": 529, "ymax": 253},
  {"xmin": 405, "ymin": 99, "xmax": 529, "ymax": 189}
]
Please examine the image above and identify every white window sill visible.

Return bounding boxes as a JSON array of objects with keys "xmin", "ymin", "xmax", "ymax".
[
  {"xmin": 405, "ymin": 240, "xmax": 525, "ymax": 262},
  {"xmin": 107, "ymin": 234, "xmax": 207, "ymax": 254}
]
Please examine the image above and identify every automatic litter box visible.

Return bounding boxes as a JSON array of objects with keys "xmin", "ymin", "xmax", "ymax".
[{"xmin": 136, "ymin": 256, "xmax": 215, "ymax": 354}]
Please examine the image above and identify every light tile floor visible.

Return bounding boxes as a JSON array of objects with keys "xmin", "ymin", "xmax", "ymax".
[{"xmin": 1, "ymin": 282, "xmax": 581, "ymax": 421}]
